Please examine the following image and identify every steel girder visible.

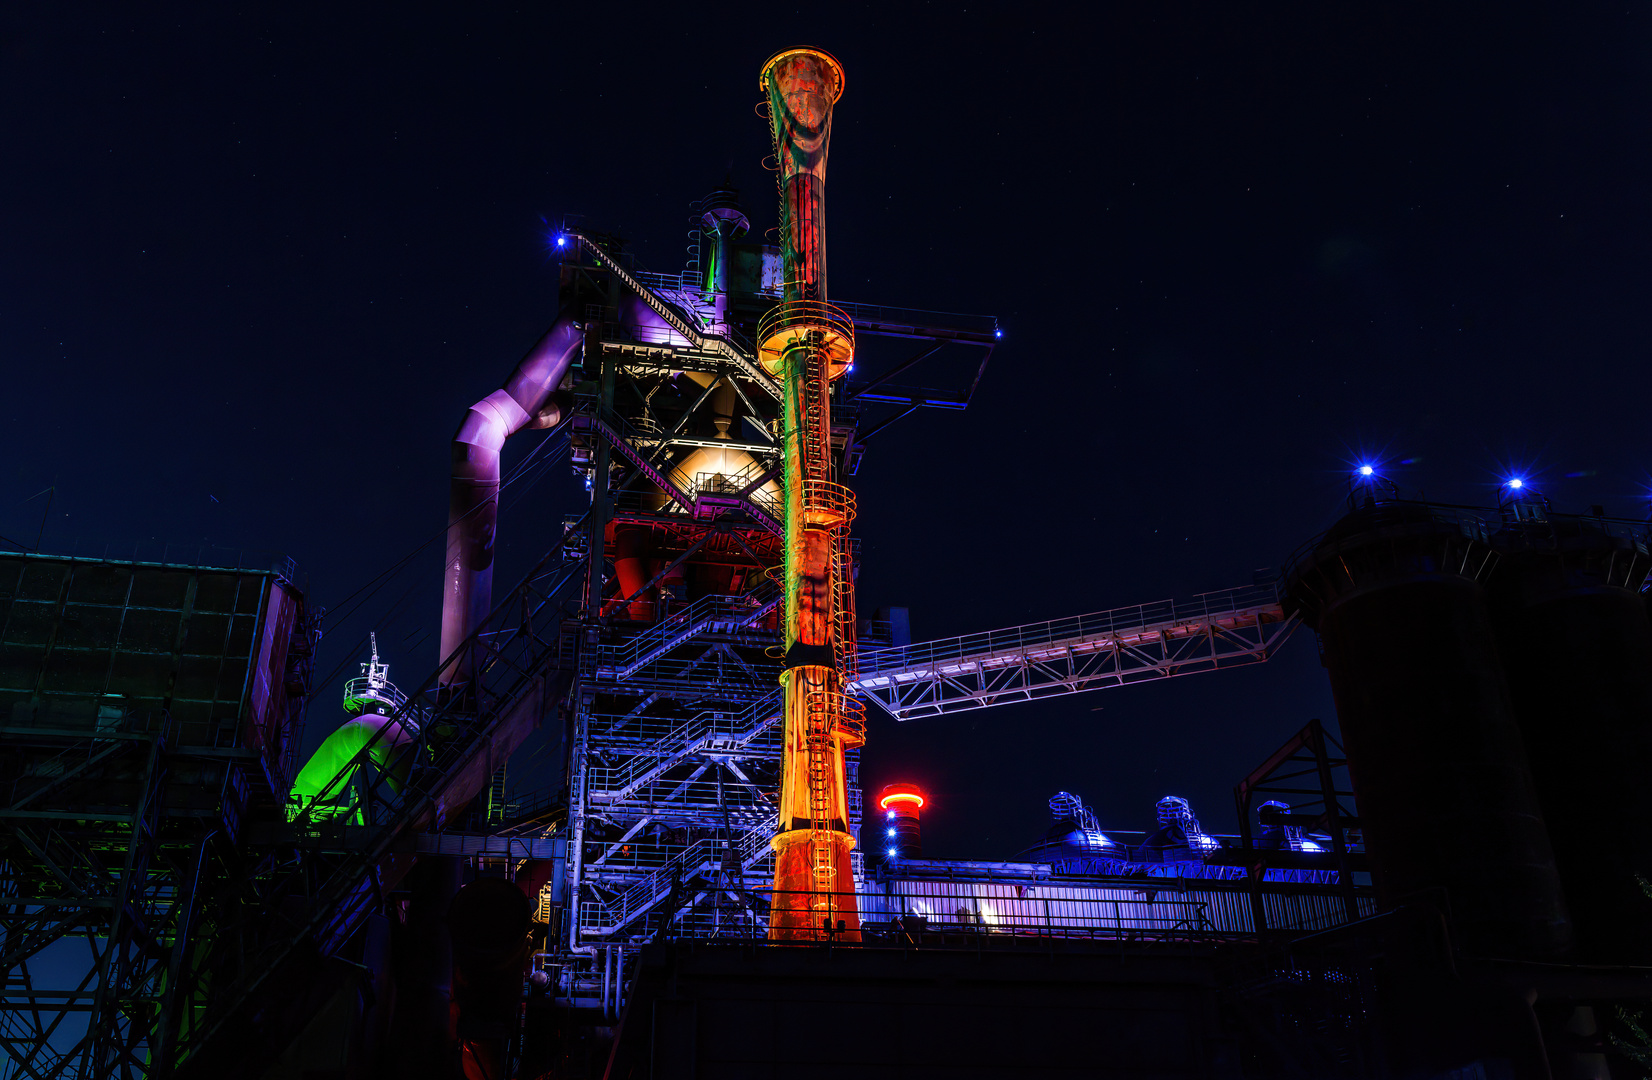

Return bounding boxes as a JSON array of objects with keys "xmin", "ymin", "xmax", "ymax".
[{"xmin": 850, "ymin": 587, "xmax": 1300, "ymax": 721}]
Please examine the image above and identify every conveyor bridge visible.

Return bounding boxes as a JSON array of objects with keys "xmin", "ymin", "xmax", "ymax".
[{"xmin": 850, "ymin": 583, "xmax": 1298, "ymax": 721}]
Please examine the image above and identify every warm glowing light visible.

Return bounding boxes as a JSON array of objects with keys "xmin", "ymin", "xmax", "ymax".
[
  {"xmin": 879, "ymin": 791, "xmax": 925, "ymax": 810},
  {"xmin": 1357, "ymin": 464, "xmax": 1374, "ymax": 477}
]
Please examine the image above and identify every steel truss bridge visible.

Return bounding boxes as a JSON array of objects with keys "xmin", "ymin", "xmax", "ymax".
[{"xmin": 850, "ymin": 584, "xmax": 1299, "ymax": 721}]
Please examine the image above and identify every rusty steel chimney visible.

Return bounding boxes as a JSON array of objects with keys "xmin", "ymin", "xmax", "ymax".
[{"xmin": 757, "ymin": 47, "xmax": 864, "ymax": 941}]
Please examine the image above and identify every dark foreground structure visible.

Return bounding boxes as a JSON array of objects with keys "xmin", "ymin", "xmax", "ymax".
[{"xmin": 6, "ymin": 45, "xmax": 1652, "ymax": 1080}]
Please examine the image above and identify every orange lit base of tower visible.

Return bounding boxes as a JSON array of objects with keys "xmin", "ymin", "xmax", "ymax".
[{"xmin": 769, "ymin": 831, "xmax": 862, "ymax": 941}]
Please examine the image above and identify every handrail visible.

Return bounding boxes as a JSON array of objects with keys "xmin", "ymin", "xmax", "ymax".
[
  {"xmin": 587, "ymin": 690, "xmax": 782, "ymax": 804},
  {"xmin": 854, "ymin": 583, "xmax": 1286, "ymax": 677},
  {"xmin": 571, "ymin": 233, "xmax": 780, "ymax": 399},
  {"xmin": 580, "ymin": 813, "xmax": 779, "ymax": 935},
  {"xmin": 599, "ymin": 586, "xmax": 779, "ymax": 678}
]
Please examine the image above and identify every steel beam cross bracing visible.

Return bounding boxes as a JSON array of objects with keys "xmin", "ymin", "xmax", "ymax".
[{"xmin": 850, "ymin": 584, "xmax": 1299, "ymax": 720}]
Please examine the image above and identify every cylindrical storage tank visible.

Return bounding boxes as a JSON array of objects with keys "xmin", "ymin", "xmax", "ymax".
[
  {"xmin": 1284, "ymin": 499, "xmax": 1571, "ymax": 959},
  {"xmin": 878, "ymin": 784, "xmax": 925, "ymax": 863},
  {"xmin": 1488, "ymin": 508, "xmax": 1652, "ymax": 962}
]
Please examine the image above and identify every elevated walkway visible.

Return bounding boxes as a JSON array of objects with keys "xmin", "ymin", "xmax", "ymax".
[{"xmin": 851, "ymin": 583, "xmax": 1298, "ymax": 720}]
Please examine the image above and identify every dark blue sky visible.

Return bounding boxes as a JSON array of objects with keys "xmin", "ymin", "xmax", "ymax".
[{"xmin": 3, "ymin": 4, "xmax": 1650, "ymax": 858}]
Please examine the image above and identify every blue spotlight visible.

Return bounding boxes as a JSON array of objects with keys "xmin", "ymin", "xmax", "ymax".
[
  {"xmin": 1357, "ymin": 464, "xmax": 1374, "ymax": 477},
  {"xmin": 555, "ymin": 235, "xmax": 567, "ymax": 248},
  {"xmin": 1508, "ymin": 477, "xmax": 1524, "ymax": 490},
  {"xmin": 995, "ymin": 329, "xmax": 1003, "ymax": 338}
]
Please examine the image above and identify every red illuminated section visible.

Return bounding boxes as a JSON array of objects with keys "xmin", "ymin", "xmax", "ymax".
[{"xmin": 879, "ymin": 788, "xmax": 925, "ymax": 811}]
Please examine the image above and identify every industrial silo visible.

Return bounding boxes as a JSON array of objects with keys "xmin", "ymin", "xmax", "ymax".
[
  {"xmin": 1285, "ymin": 496, "xmax": 1571, "ymax": 959},
  {"xmin": 1488, "ymin": 493, "xmax": 1652, "ymax": 962}
]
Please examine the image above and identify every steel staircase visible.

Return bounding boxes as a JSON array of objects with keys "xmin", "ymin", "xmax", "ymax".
[
  {"xmin": 578, "ymin": 815, "xmax": 778, "ymax": 937},
  {"xmin": 598, "ymin": 584, "xmax": 781, "ymax": 681},
  {"xmin": 571, "ymin": 233, "xmax": 780, "ymax": 400},
  {"xmin": 588, "ymin": 690, "xmax": 781, "ymax": 806}
]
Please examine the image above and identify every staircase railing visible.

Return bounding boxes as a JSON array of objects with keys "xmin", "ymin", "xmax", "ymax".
[
  {"xmin": 598, "ymin": 583, "xmax": 780, "ymax": 680},
  {"xmin": 587, "ymin": 690, "xmax": 782, "ymax": 805},
  {"xmin": 571, "ymin": 233, "xmax": 779, "ymax": 399},
  {"xmin": 175, "ymin": 520, "xmax": 591, "ymax": 1074},
  {"xmin": 579, "ymin": 814, "xmax": 778, "ymax": 936}
]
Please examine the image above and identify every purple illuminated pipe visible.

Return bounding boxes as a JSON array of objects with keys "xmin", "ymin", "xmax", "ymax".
[{"xmin": 440, "ymin": 315, "xmax": 582, "ymax": 686}]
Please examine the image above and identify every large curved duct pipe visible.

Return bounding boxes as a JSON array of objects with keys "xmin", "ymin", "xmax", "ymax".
[{"xmin": 440, "ymin": 316, "xmax": 582, "ymax": 687}]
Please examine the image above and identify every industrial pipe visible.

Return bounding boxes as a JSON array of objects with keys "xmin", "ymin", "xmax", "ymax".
[
  {"xmin": 758, "ymin": 47, "xmax": 863, "ymax": 941},
  {"xmin": 440, "ymin": 315, "xmax": 582, "ymax": 687}
]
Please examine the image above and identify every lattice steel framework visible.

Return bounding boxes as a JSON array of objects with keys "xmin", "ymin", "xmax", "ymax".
[
  {"xmin": 544, "ymin": 206, "xmax": 996, "ymax": 999},
  {"xmin": 850, "ymin": 584, "xmax": 1298, "ymax": 720}
]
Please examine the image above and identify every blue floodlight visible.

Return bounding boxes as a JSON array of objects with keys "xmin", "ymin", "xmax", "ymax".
[
  {"xmin": 886, "ymin": 847, "xmax": 896, "ymax": 857},
  {"xmin": 555, "ymin": 235, "xmax": 567, "ymax": 248},
  {"xmin": 1357, "ymin": 464, "xmax": 1374, "ymax": 477},
  {"xmin": 887, "ymin": 828, "xmax": 896, "ymax": 837},
  {"xmin": 1508, "ymin": 477, "xmax": 1524, "ymax": 490},
  {"xmin": 995, "ymin": 329, "xmax": 1003, "ymax": 338}
]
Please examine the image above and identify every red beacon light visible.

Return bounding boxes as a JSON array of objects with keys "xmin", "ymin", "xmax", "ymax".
[{"xmin": 879, "ymin": 787, "xmax": 925, "ymax": 811}]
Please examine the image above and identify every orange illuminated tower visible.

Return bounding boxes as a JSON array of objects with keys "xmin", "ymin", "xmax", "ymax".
[{"xmin": 758, "ymin": 47, "xmax": 864, "ymax": 940}]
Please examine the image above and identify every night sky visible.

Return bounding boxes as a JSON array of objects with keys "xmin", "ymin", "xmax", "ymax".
[{"xmin": 4, "ymin": 5, "xmax": 1650, "ymax": 860}]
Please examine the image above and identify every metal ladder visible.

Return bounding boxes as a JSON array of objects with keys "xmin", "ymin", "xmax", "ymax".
[{"xmin": 804, "ymin": 693, "xmax": 836, "ymax": 890}]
